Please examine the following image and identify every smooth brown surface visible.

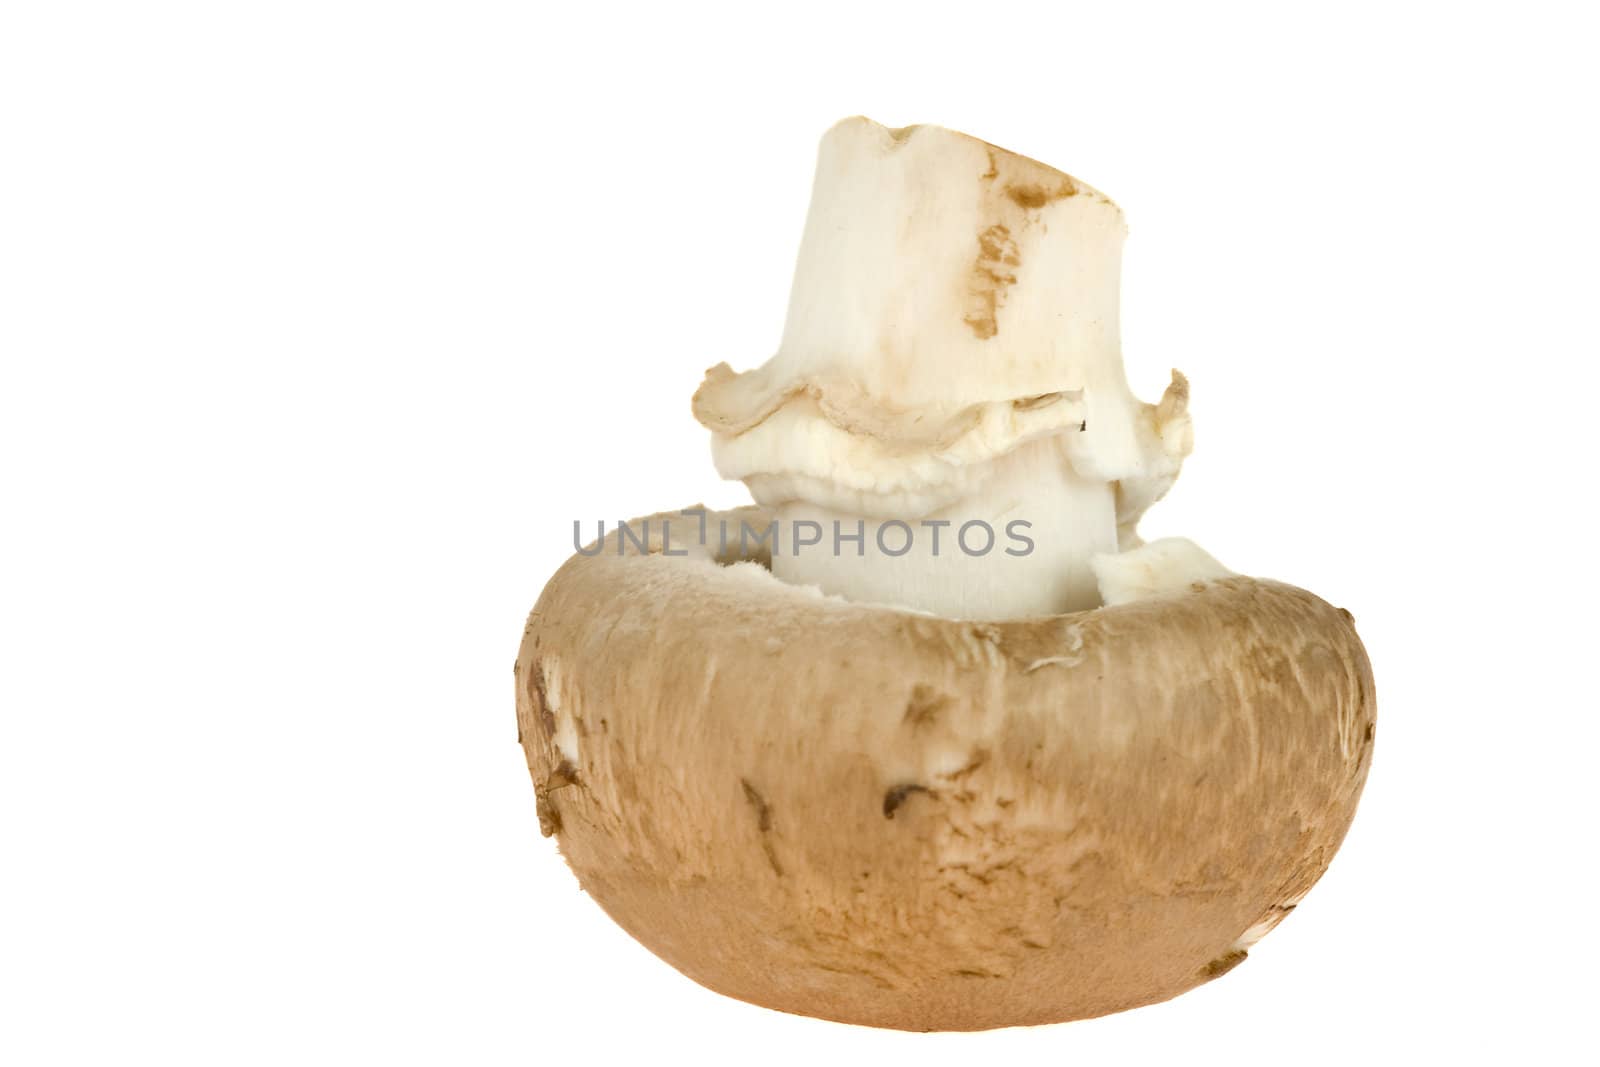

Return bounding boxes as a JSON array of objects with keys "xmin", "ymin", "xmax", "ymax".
[{"xmin": 516, "ymin": 509, "xmax": 1374, "ymax": 1031}]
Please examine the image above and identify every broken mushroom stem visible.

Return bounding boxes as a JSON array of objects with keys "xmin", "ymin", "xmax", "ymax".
[{"xmin": 694, "ymin": 117, "xmax": 1206, "ymax": 620}]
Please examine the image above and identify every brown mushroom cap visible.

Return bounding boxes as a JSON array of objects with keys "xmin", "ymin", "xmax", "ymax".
[{"xmin": 517, "ymin": 508, "xmax": 1374, "ymax": 1031}]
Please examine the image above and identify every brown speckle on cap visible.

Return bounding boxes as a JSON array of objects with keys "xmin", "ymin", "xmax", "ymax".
[
  {"xmin": 1200, "ymin": 950, "xmax": 1248, "ymax": 979},
  {"xmin": 883, "ymin": 783, "xmax": 932, "ymax": 819},
  {"xmin": 902, "ymin": 684, "xmax": 951, "ymax": 730},
  {"xmin": 740, "ymin": 779, "xmax": 784, "ymax": 876}
]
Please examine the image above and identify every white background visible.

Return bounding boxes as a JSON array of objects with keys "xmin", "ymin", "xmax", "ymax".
[{"xmin": 3, "ymin": 2, "xmax": 1596, "ymax": 1063}]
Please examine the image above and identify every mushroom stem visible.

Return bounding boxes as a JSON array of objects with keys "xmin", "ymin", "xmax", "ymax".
[
  {"xmin": 770, "ymin": 436, "xmax": 1116, "ymax": 618},
  {"xmin": 695, "ymin": 118, "xmax": 1192, "ymax": 620}
]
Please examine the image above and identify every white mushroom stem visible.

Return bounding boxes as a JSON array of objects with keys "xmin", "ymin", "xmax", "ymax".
[
  {"xmin": 772, "ymin": 436, "xmax": 1116, "ymax": 618},
  {"xmin": 694, "ymin": 118, "xmax": 1195, "ymax": 619}
]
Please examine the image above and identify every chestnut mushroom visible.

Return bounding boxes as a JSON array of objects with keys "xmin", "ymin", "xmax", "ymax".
[{"xmin": 518, "ymin": 118, "xmax": 1373, "ymax": 1031}]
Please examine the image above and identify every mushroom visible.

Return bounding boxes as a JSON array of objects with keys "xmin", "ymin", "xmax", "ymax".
[{"xmin": 518, "ymin": 119, "xmax": 1373, "ymax": 1031}]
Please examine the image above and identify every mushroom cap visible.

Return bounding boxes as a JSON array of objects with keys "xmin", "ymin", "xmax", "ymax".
[{"xmin": 518, "ymin": 508, "xmax": 1374, "ymax": 1031}]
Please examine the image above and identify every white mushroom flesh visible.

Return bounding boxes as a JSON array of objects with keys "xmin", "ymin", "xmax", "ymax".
[{"xmin": 695, "ymin": 118, "xmax": 1198, "ymax": 619}]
